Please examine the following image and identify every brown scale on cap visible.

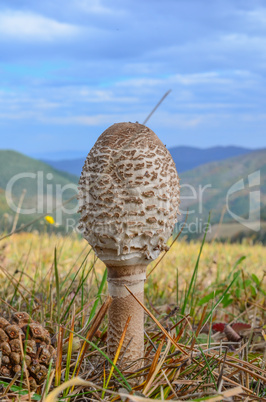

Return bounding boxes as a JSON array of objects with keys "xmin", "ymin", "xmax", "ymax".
[{"xmin": 78, "ymin": 123, "xmax": 180, "ymax": 367}]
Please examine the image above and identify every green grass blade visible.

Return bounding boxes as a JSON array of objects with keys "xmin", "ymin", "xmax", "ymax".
[
  {"xmin": 197, "ymin": 345, "xmax": 217, "ymax": 391},
  {"xmin": 61, "ymin": 264, "xmax": 93, "ymax": 322},
  {"xmin": 204, "ymin": 269, "xmax": 242, "ymax": 325},
  {"xmin": 44, "ymin": 357, "xmax": 54, "ymax": 398},
  {"xmin": 176, "ymin": 267, "xmax": 179, "ymax": 308},
  {"xmin": 54, "ymin": 247, "xmax": 61, "ymax": 324},
  {"xmin": 60, "ymin": 246, "xmax": 92, "ymax": 289},
  {"xmin": 88, "ymin": 268, "xmax": 107, "ymax": 323},
  {"xmin": 181, "ymin": 213, "xmax": 211, "ymax": 315},
  {"xmin": 61, "ymin": 250, "xmax": 91, "ymax": 304},
  {"xmin": 65, "ymin": 328, "xmax": 132, "ymax": 392}
]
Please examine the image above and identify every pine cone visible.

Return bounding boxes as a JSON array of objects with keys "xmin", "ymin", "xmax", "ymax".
[{"xmin": 0, "ymin": 312, "xmax": 56, "ymax": 389}]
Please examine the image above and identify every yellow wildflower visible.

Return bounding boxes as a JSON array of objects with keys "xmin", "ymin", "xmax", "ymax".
[{"xmin": 45, "ymin": 215, "xmax": 55, "ymax": 225}]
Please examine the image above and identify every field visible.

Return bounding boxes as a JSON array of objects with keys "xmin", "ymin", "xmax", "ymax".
[{"xmin": 0, "ymin": 233, "xmax": 265, "ymax": 400}]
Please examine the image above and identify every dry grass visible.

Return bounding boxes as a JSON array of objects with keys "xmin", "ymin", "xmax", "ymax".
[{"xmin": 0, "ymin": 233, "xmax": 265, "ymax": 401}]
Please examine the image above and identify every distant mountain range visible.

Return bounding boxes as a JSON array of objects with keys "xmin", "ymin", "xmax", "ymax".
[
  {"xmin": 42, "ymin": 146, "xmax": 254, "ymax": 177},
  {"xmin": 0, "ymin": 147, "xmax": 265, "ymax": 240}
]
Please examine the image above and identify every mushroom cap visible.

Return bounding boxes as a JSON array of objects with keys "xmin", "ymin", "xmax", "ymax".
[{"xmin": 78, "ymin": 122, "xmax": 180, "ymax": 267}]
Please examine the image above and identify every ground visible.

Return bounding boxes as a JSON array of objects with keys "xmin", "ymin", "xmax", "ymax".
[{"xmin": 0, "ymin": 233, "xmax": 265, "ymax": 400}]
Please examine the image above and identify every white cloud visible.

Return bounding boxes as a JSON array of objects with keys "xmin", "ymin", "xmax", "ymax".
[
  {"xmin": 40, "ymin": 114, "xmax": 120, "ymax": 126},
  {"xmin": 0, "ymin": 11, "xmax": 80, "ymax": 41},
  {"xmin": 240, "ymin": 8, "xmax": 266, "ymax": 29},
  {"xmin": 115, "ymin": 77, "xmax": 163, "ymax": 88},
  {"xmin": 78, "ymin": 88, "xmax": 137, "ymax": 103},
  {"xmin": 172, "ymin": 72, "xmax": 232, "ymax": 86},
  {"xmin": 151, "ymin": 111, "xmax": 203, "ymax": 129},
  {"xmin": 241, "ymin": 113, "xmax": 266, "ymax": 122},
  {"xmin": 35, "ymin": 100, "xmax": 61, "ymax": 109},
  {"xmin": 0, "ymin": 111, "xmax": 38, "ymax": 119},
  {"xmin": 114, "ymin": 70, "xmax": 255, "ymax": 90},
  {"xmin": 221, "ymin": 33, "xmax": 266, "ymax": 51},
  {"xmin": 41, "ymin": 112, "xmax": 203, "ymax": 128},
  {"xmin": 76, "ymin": 0, "xmax": 122, "ymax": 15}
]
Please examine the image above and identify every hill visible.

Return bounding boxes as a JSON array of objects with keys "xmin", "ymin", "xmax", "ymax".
[
  {"xmin": 43, "ymin": 157, "xmax": 85, "ymax": 177},
  {"xmin": 42, "ymin": 145, "xmax": 253, "ymax": 177},
  {"xmin": 0, "ymin": 150, "xmax": 79, "ymax": 233},
  {"xmin": 204, "ymin": 221, "xmax": 266, "ymax": 243},
  {"xmin": 0, "ymin": 149, "xmax": 265, "ymax": 241},
  {"xmin": 179, "ymin": 149, "xmax": 266, "ymax": 240},
  {"xmin": 169, "ymin": 145, "xmax": 253, "ymax": 173}
]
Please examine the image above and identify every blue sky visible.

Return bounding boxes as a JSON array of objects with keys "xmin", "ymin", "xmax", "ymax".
[{"xmin": 0, "ymin": 0, "xmax": 266, "ymax": 158}]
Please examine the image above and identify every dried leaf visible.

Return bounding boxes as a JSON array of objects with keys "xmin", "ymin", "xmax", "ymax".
[
  {"xmin": 231, "ymin": 322, "xmax": 251, "ymax": 334},
  {"xmin": 224, "ymin": 325, "xmax": 241, "ymax": 342},
  {"xmin": 212, "ymin": 323, "xmax": 226, "ymax": 332}
]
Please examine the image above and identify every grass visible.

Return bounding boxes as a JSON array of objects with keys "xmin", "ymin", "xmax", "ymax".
[{"xmin": 0, "ymin": 232, "xmax": 265, "ymax": 401}]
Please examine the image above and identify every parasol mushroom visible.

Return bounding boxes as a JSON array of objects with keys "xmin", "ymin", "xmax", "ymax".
[{"xmin": 78, "ymin": 122, "xmax": 180, "ymax": 367}]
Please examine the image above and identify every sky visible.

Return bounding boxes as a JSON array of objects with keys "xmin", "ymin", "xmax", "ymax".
[{"xmin": 0, "ymin": 0, "xmax": 266, "ymax": 158}]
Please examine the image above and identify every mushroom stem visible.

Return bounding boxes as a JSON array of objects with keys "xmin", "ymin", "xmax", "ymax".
[{"xmin": 107, "ymin": 264, "xmax": 147, "ymax": 368}]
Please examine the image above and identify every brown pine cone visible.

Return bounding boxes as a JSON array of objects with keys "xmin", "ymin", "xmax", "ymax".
[{"xmin": 0, "ymin": 312, "xmax": 56, "ymax": 389}]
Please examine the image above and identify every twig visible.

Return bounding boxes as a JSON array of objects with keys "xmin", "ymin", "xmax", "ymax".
[
  {"xmin": 11, "ymin": 189, "xmax": 27, "ymax": 233},
  {"xmin": 143, "ymin": 90, "xmax": 171, "ymax": 125}
]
